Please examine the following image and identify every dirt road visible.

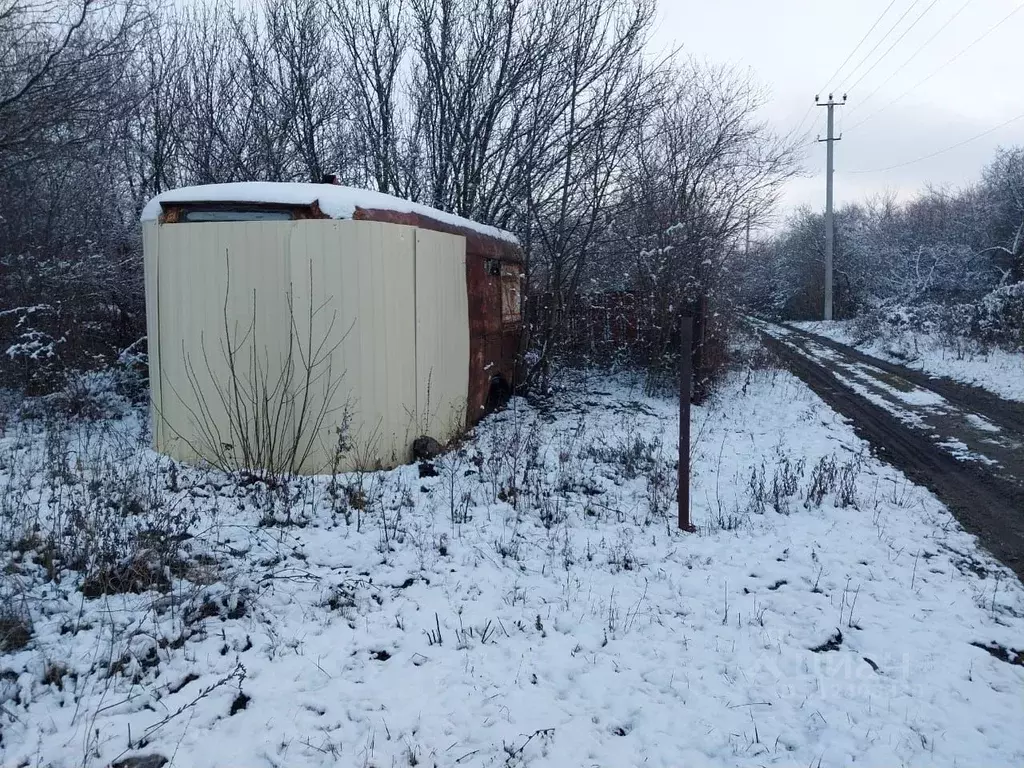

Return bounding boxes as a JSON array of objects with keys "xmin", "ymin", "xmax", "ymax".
[{"xmin": 753, "ymin": 319, "xmax": 1024, "ymax": 581}]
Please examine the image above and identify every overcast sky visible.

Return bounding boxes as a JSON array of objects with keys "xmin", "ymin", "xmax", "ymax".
[{"xmin": 650, "ymin": 0, "xmax": 1023, "ymax": 222}]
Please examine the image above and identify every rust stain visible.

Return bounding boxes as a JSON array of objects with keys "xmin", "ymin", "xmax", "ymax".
[
  {"xmin": 350, "ymin": 207, "xmax": 520, "ymax": 261},
  {"xmin": 352, "ymin": 207, "xmax": 525, "ymax": 426}
]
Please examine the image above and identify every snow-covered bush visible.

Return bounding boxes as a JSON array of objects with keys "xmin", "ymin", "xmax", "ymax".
[
  {"xmin": 0, "ymin": 421, "xmax": 197, "ymax": 596},
  {"xmin": 1, "ymin": 305, "xmax": 66, "ymax": 392},
  {"xmin": 974, "ymin": 282, "xmax": 1024, "ymax": 350},
  {"xmin": 852, "ymin": 283, "xmax": 1024, "ymax": 358},
  {"xmin": 751, "ymin": 146, "xmax": 1024, "ymax": 329},
  {"xmin": 18, "ymin": 369, "xmax": 140, "ymax": 423},
  {"xmin": 0, "ymin": 595, "xmax": 33, "ymax": 652},
  {"xmin": 0, "ymin": 246, "xmax": 144, "ymax": 395}
]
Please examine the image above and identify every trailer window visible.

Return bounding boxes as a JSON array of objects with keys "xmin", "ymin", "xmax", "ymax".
[
  {"xmin": 501, "ymin": 264, "xmax": 522, "ymax": 324},
  {"xmin": 182, "ymin": 208, "xmax": 294, "ymax": 222}
]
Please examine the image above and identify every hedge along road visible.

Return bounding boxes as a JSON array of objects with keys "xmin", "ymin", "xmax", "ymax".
[{"xmin": 751, "ymin": 318, "xmax": 1024, "ymax": 583}]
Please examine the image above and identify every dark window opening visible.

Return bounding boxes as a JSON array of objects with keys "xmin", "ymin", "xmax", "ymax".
[
  {"xmin": 181, "ymin": 208, "xmax": 295, "ymax": 223},
  {"xmin": 501, "ymin": 264, "xmax": 523, "ymax": 324}
]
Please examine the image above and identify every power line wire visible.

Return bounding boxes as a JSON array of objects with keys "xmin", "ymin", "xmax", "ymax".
[
  {"xmin": 845, "ymin": 0, "xmax": 973, "ymax": 119},
  {"xmin": 848, "ymin": 2, "xmax": 1024, "ymax": 131},
  {"xmin": 791, "ymin": 103, "xmax": 817, "ymax": 140},
  {"xmin": 796, "ymin": 0, "xmax": 902, "ymax": 140},
  {"xmin": 837, "ymin": 0, "xmax": 926, "ymax": 93},
  {"xmin": 818, "ymin": 0, "xmax": 900, "ymax": 94},
  {"xmin": 846, "ymin": 110, "xmax": 1024, "ymax": 173},
  {"xmin": 843, "ymin": 0, "xmax": 942, "ymax": 95}
]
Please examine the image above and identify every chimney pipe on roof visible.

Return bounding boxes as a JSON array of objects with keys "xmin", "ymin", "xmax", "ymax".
[{"xmin": 320, "ymin": 173, "xmax": 340, "ymax": 185}]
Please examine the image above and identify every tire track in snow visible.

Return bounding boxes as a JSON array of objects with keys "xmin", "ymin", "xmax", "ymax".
[{"xmin": 753, "ymin": 319, "xmax": 1024, "ymax": 581}]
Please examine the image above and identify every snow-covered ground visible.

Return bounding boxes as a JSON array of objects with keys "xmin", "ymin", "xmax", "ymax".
[
  {"xmin": 793, "ymin": 320, "xmax": 1024, "ymax": 403},
  {"xmin": 2, "ymin": 368, "xmax": 1023, "ymax": 768}
]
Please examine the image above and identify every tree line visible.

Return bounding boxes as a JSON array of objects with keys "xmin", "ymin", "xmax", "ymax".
[
  {"xmin": 743, "ymin": 146, "xmax": 1024, "ymax": 350},
  {"xmin": 1, "ymin": 0, "xmax": 797, "ymax": 393}
]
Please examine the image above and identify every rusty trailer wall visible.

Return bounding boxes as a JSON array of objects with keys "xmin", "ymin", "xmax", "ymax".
[
  {"xmin": 348, "ymin": 206, "xmax": 525, "ymax": 424},
  {"xmin": 466, "ymin": 254, "xmax": 523, "ymax": 419}
]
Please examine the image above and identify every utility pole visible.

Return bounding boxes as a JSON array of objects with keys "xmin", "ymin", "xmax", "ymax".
[{"xmin": 816, "ymin": 93, "xmax": 845, "ymax": 321}]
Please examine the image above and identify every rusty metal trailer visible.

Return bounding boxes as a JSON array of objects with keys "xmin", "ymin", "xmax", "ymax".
[{"xmin": 141, "ymin": 182, "xmax": 524, "ymax": 473}]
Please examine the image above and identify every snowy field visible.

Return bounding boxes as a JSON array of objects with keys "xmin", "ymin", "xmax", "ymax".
[
  {"xmin": 2, "ymin": 367, "xmax": 1023, "ymax": 768},
  {"xmin": 793, "ymin": 320, "xmax": 1024, "ymax": 403}
]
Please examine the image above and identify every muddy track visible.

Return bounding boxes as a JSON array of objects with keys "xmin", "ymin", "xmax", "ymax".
[
  {"xmin": 758, "ymin": 329, "xmax": 1024, "ymax": 582},
  {"xmin": 780, "ymin": 323, "xmax": 1024, "ymax": 435}
]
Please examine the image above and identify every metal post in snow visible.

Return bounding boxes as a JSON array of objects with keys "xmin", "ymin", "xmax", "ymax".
[{"xmin": 678, "ymin": 314, "xmax": 695, "ymax": 532}]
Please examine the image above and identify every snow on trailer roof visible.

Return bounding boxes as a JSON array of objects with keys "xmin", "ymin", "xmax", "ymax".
[{"xmin": 141, "ymin": 182, "xmax": 519, "ymax": 245}]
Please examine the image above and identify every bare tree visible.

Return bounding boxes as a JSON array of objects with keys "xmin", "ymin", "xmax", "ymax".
[
  {"xmin": 515, "ymin": 0, "xmax": 661, "ymax": 381},
  {"xmin": 0, "ymin": 0, "xmax": 827, "ymax": 396},
  {"xmin": 175, "ymin": 0, "xmax": 251, "ymax": 184},
  {"xmin": 331, "ymin": 0, "xmax": 409, "ymax": 193},
  {"xmin": 116, "ymin": 9, "xmax": 189, "ymax": 206},
  {"xmin": 0, "ymin": 0, "xmax": 149, "ymax": 389},
  {"xmin": 981, "ymin": 146, "xmax": 1024, "ymax": 284},
  {"xmin": 588, "ymin": 61, "xmax": 799, "ymax": 388},
  {"xmin": 408, "ymin": 0, "xmax": 548, "ymax": 220},
  {"xmin": 624, "ymin": 63, "xmax": 798, "ymax": 297},
  {"xmin": 0, "ymin": 0, "xmax": 145, "ymax": 169}
]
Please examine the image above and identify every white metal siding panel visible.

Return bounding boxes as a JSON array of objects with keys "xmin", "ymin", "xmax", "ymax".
[
  {"xmin": 415, "ymin": 229, "xmax": 470, "ymax": 444},
  {"xmin": 142, "ymin": 223, "xmax": 163, "ymax": 450},
  {"xmin": 152, "ymin": 222, "xmax": 294, "ymax": 468},
  {"xmin": 346, "ymin": 222, "xmax": 417, "ymax": 468},
  {"xmin": 285, "ymin": 221, "xmax": 338, "ymax": 472},
  {"xmin": 146, "ymin": 218, "xmax": 463, "ymax": 474},
  {"xmin": 286, "ymin": 221, "xmax": 416, "ymax": 471}
]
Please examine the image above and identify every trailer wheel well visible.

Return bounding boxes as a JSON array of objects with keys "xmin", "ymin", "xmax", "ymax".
[{"xmin": 485, "ymin": 375, "xmax": 512, "ymax": 412}]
